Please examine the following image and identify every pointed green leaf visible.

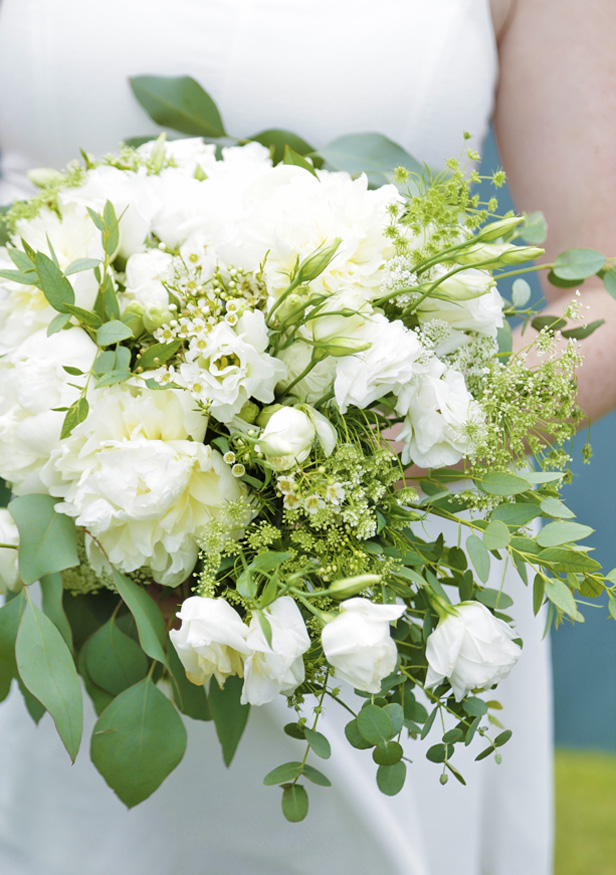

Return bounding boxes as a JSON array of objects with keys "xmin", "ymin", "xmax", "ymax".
[
  {"xmin": 47, "ymin": 312, "xmax": 73, "ymax": 335},
  {"xmin": 85, "ymin": 618, "xmax": 149, "ymax": 695},
  {"xmin": 18, "ymin": 677, "xmax": 46, "ymax": 723},
  {"xmin": 9, "ymin": 494, "xmax": 78, "ymax": 584},
  {"xmin": 167, "ymin": 642, "xmax": 211, "ymax": 721},
  {"xmin": 539, "ymin": 497, "xmax": 575, "ymax": 519},
  {"xmin": 208, "ymin": 674, "xmax": 250, "ymax": 766},
  {"xmin": 492, "ymin": 503, "xmax": 542, "ymax": 527},
  {"xmin": 112, "ymin": 570, "xmax": 168, "ymax": 667},
  {"xmin": 561, "ymin": 319, "xmax": 605, "ymax": 340},
  {"xmin": 603, "ymin": 266, "xmax": 616, "ymax": 299},
  {"xmin": 478, "ymin": 472, "xmax": 531, "ymax": 496},
  {"xmin": 78, "ymin": 644, "xmax": 114, "ymax": 716},
  {"xmin": 302, "ymin": 763, "xmax": 331, "ymax": 787},
  {"xmin": 130, "ymin": 75, "xmax": 226, "ymax": 138},
  {"xmin": 34, "ymin": 251, "xmax": 75, "ymax": 313},
  {"xmin": 533, "ymin": 574, "xmax": 545, "ymax": 615},
  {"xmin": 40, "ymin": 573, "xmax": 73, "ymax": 650},
  {"xmin": 466, "ymin": 533, "xmax": 490, "ymax": 583},
  {"xmin": 538, "ymin": 548, "xmax": 601, "ymax": 573},
  {"xmin": 16, "ymin": 598, "xmax": 82, "ymax": 760},
  {"xmin": 137, "ymin": 341, "xmax": 181, "ymax": 371},
  {"xmin": 0, "ymin": 590, "xmax": 26, "ymax": 671},
  {"xmin": 537, "ymin": 521, "xmax": 594, "ymax": 548},
  {"xmin": 316, "ymin": 133, "xmax": 421, "ymax": 177},
  {"xmin": 91, "ymin": 677, "xmax": 187, "ymax": 807},
  {"xmin": 263, "ymin": 761, "xmax": 303, "ymax": 785},
  {"xmin": 96, "ymin": 320, "xmax": 133, "ymax": 347},
  {"xmin": 250, "ymin": 129, "xmax": 319, "ymax": 167},
  {"xmin": 60, "ymin": 397, "xmax": 89, "ymax": 439},
  {"xmin": 544, "ymin": 579, "xmax": 582, "ymax": 620},
  {"xmin": 282, "ymin": 145, "xmax": 318, "ymax": 177}
]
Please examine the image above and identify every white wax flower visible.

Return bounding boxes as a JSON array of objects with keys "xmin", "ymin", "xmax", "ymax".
[
  {"xmin": 241, "ymin": 597, "xmax": 310, "ymax": 705},
  {"xmin": 334, "ymin": 314, "xmax": 425, "ymax": 413},
  {"xmin": 0, "ymin": 508, "xmax": 21, "ymax": 594},
  {"xmin": 169, "ymin": 596, "xmax": 250, "ymax": 687},
  {"xmin": 257, "ymin": 407, "xmax": 316, "ymax": 470},
  {"xmin": 395, "ymin": 358, "xmax": 483, "ymax": 468},
  {"xmin": 425, "ymin": 602, "xmax": 521, "ymax": 702},
  {"xmin": 178, "ymin": 310, "xmax": 286, "ymax": 421},
  {"xmin": 321, "ymin": 597, "xmax": 405, "ymax": 693}
]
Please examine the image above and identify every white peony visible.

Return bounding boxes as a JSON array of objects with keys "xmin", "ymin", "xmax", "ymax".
[
  {"xmin": 321, "ymin": 597, "xmax": 405, "ymax": 693},
  {"xmin": 395, "ymin": 358, "xmax": 483, "ymax": 468},
  {"xmin": 41, "ymin": 382, "xmax": 250, "ymax": 585},
  {"xmin": 122, "ymin": 248, "xmax": 175, "ymax": 331},
  {"xmin": 169, "ymin": 596, "xmax": 250, "ymax": 687},
  {"xmin": 425, "ymin": 602, "xmax": 521, "ymax": 702},
  {"xmin": 241, "ymin": 597, "xmax": 310, "ymax": 705},
  {"xmin": 0, "ymin": 508, "xmax": 21, "ymax": 594},
  {"xmin": 334, "ymin": 314, "xmax": 426, "ymax": 413},
  {"xmin": 0, "ymin": 327, "xmax": 97, "ymax": 494}
]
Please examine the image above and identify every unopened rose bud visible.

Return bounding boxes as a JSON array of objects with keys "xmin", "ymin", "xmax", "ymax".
[
  {"xmin": 315, "ymin": 337, "xmax": 372, "ymax": 357},
  {"xmin": 238, "ymin": 400, "xmax": 260, "ymax": 424},
  {"xmin": 256, "ymin": 403, "xmax": 285, "ymax": 428},
  {"xmin": 27, "ymin": 167, "xmax": 64, "ymax": 188}
]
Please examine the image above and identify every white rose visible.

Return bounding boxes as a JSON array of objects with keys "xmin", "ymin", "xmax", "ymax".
[
  {"xmin": 169, "ymin": 596, "xmax": 250, "ymax": 687},
  {"xmin": 425, "ymin": 602, "xmax": 521, "ymax": 702},
  {"xmin": 417, "ymin": 273, "xmax": 504, "ymax": 338},
  {"xmin": 257, "ymin": 407, "xmax": 315, "ymax": 470},
  {"xmin": 395, "ymin": 358, "xmax": 483, "ymax": 468},
  {"xmin": 334, "ymin": 314, "xmax": 426, "ymax": 413},
  {"xmin": 0, "ymin": 508, "xmax": 21, "ymax": 594},
  {"xmin": 241, "ymin": 597, "xmax": 310, "ymax": 705},
  {"xmin": 321, "ymin": 597, "xmax": 405, "ymax": 693}
]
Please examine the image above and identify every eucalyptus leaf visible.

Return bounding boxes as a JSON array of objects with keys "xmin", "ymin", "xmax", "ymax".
[
  {"xmin": 281, "ymin": 784, "xmax": 309, "ymax": 822},
  {"xmin": 603, "ymin": 266, "xmax": 616, "ymax": 300},
  {"xmin": 130, "ymin": 75, "xmax": 226, "ymax": 138},
  {"xmin": 372, "ymin": 741, "xmax": 404, "ymax": 766},
  {"xmin": 544, "ymin": 579, "xmax": 582, "ymax": 620},
  {"xmin": 34, "ymin": 252, "xmax": 75, "ymax": 313},
  {"xmin": 316, "ymin": 133, "xmax": 422, "ymax": 178},
  {"xmin": 538, "ymin": 548, "xmax": 601, "ymax": 573},
  {"xmin": 77, "ymin": 645, "xmax": 114, "ymax": 716},
  {"xmin": 304, "ymin": 728, "xmax": 331, "ymax": 759},
  {"xmin": 97, "ymin": 321, "xmax": 133, "ymax": 347},
  {"xmin": 137, "ymin": 341, "xmax": 181, "ymax": 371},
  {"xmin": 553, "ymin": 248, "xmax": 605, "ymax": 281},
  {"xmin": 40, "ymin": 573, "xmax": 73, "ymax": 650},
  {"xmin": 168, "ymin": 643, "xmax": 211, "ymax": 721},
  {"xmin": 539, "ymin": 497, "xmax": 575, "ymax": 519},
  {"xmin": 282, "ymin": 145, "xmax": 318, "ymax": 178},
  {"xmin": 519, "ymin": 212, "xmax": 547, "ymax": 245},
  {"xmin": 344, "ymin": 718, "xmax": 372, "ymax": 750},
  {"xmin": 376, "ymin": 761, "xmax": 406, "ymax": 795},
  {"xmin": 561, "ymin": 319, "xmax": 605, "ymax": 340},
  {"xmin": 16, "ymin": 598, "xmax": 82, "ymax": 760},
  {"xmin": 250, "ymin": 129, "xmax": 319, "ymax": 167},
  {"xmin": 511, "ymin": 278, "xmax": 531, "ymax": 307},
  {"xmin": 91, "ymin": 677, "xmax": 187, "ymax": 807},
  {"xmin": 482, "ymin": 520, "xmax": 511, "ymax": 551},
  {"xmin": 537, "ymin": 521, "xmax": 594, "ymax": 548},
  {"xmin": 60, "ymin": 397, "xmax": 89, "ymax": 439},
  {"xmin": 0, "ymin": 590, "xmax": 26, "ymax": 671},
  {"xmin": 112, "ymin": 570, "xmax": 168, "ymax": 667},
  {"xmin": 478, "ymin": 472, "xmax": 530, "ymax": 497},
  {"xmin": 466, "ymin": 534, "xmax": 490, "ymax": 583},
  {"xmin": 492, "ymin": 503, "xmax": 542, "ymax": 527},
  {"xmin": 9, "ymin": 494, "xmax": 78, "ymax": 584},
  {"xmin": 357, "ymin": 704, "xmax": 394, "ymax": 745},
  {"xmin": 86, "ymin": 618, "xmax": 149, "ymax": 695},
  {"xmin": 208, "ymin": 674, "xmax": 250, "ymax": 766}
]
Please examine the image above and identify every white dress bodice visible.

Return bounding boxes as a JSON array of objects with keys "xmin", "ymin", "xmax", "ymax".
[
  {"xmin": 0, "ymin": 0, "xmax": 497, "ymax": 200},
  {"xmin": 0, "ymin": 3, "xmax": 554, "ymax": 874}
]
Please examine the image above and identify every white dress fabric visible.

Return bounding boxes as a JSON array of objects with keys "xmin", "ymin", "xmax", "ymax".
[{"xmin": 0, "ymin": 1, "xmax": 553, "ymax": 873}]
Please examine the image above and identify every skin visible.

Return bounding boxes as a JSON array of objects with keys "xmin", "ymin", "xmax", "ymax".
[{"xmin": 491, "ymin": 0, "xmax": 616, "ymax": 423}]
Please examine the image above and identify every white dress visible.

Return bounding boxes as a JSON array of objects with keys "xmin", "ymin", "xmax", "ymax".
[{"xmin": 0, "ymin": 2, "xmax": 553, "ymax": 873}]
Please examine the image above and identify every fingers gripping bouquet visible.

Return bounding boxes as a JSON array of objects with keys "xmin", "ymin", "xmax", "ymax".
[{"xmin": 0, "ymin": 112, "xmax": 613, "ymax": 820}]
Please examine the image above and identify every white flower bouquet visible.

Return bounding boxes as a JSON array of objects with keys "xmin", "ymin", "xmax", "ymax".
[{"xmin": 0, "ymin": 76, "xmax": 614, "ymax": 822}]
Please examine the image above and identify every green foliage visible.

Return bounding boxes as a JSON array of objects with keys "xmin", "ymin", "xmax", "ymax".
[
  {"xmin": 8, "ymin": 494, "xmax": 78, "ymax": 584},
  {"xmin": 40, "ymin": 574, "xmax": 73, "ymax": 650},
  {"xmin": 552, "ymin": 248, "xmax": 605, "ymax": 281},
  {"xmin": 281, "ymin": 784, "xmax": 309, "ymax": 822},
  {"xmin": 15, "ymin": 597, "xmax": 82, "ymax": 760},
  {"xmin": 130, "ymin": 75, "xmax": 226, "ymax": 138},
  {"xmin": 316, "ymin": 133, "xmax": 422, "ymax": 182},
  {"xmin": 85, "ymin": 618, "xmax": 149, "ymax": 695},
  {"xmin": 90, "ymin": 677, "xmax": 187, "ymax": 807},
  {"xmin": 112, "ymin": 570, "xmax": 168, "ymax": 667},
  {"xmin": 208, "ymin": 675, "xmax": 250, "ymax": 766}
]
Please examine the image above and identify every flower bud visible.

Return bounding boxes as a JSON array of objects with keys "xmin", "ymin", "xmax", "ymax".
[
  {"xmin": 256, "ymin": 403, "xmax": 285, "ymax": 428},
  {"xmin": 315, "ymin": 336, "xmax": 372, "ymax": 357},
  {"xmin": 27, "ymin": 167, "xmax": 64, "ymax": 188},
  {"xmin": 325, "ymin": 574, "xmax": 381, "ymax": 599},
  {"xmin": 297, "ymin": 238, "xmax": 342, "ymax": 283},
  {"xmin": 474, "ymin": 216, "xmax": 524, "ymax": 242},
  {"xmin": 238, "ymin": 400, "xmax": 260, "ymax": 424}
]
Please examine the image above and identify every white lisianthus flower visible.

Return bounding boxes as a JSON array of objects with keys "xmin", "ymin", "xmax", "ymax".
[
  {"xmin": 395, "ymin": 358, "xmax": 483, "ymax": 468},
  {"xmin": 276, "ymin": 343, "xmax": 337, "ymax": 405},
  {"xmin": 122, "ymin": 249, "xmax": 175, "ymax": 331},
  {"xmin": 241, "ymin": 597, "xmax": 310, "ymax": 705},
  {"xmin": 41, "ymin": 383, "xmax": 250, "ymax": 585},
  {"xmin": 0, "ymin": 508, "xmax": 21, "ymax": 594},
  {"xmin": 257, "ymin": 407, "xmax": 315, "ymax": 470},
  {"xmin": 334, "ymin": 314, "xmax": 426, "ymax": 413},
  {"xmin": 425, "ymin": 602, "xmax": 521, "ymax": 702},
  {"xmin": 169, "ymin": 596, "xmax": 250, "ymax": 687},
  {"xmin": 321, "ymin": 597, "xmax": 405, "ymax": 693},
  {"xmin": 417, "ymin": 271, "xmax": 504, "ymax": 338},
  {"xmin": 0, "ymin": 327, "xmax": 97, "ymax": 494},
  {"xmin": 177, "ymin": 310, "xmax": 286, "ymax": 421}
]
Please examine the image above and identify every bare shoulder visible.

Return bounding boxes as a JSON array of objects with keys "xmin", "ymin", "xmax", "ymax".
[{"xmin": 489, "ymin": 0, "xmax": 516, "ymax": 41}]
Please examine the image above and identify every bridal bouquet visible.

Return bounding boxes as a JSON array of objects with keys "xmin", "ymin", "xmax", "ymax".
[{"xmin": 0, "ymin": 78, "xmax": 614, "ymax": 821}]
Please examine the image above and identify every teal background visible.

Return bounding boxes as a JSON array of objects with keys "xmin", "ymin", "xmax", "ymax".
[{"xmin": 478, "ymin": 131, "xmax": 616, "ymax": 751}]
